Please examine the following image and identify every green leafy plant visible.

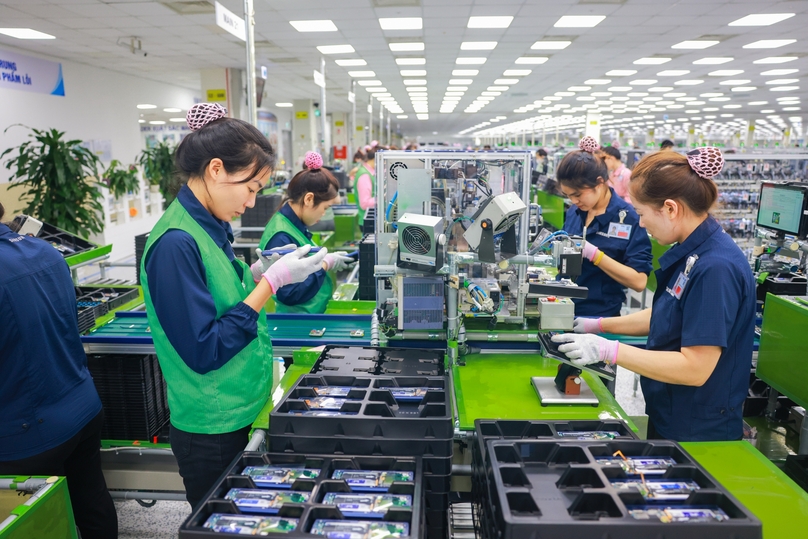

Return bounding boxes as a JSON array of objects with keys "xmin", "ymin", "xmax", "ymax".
[
  {"xmin": 138, "ymin": 140, "xmax": 177, "ymax": 205},
  {"xmin": 103, "ymin": 160, "xmax": 141, "ymax": 199},
  {"xmin": 1, "ymin": 125, "xmax": 104, "ymax": 238}
]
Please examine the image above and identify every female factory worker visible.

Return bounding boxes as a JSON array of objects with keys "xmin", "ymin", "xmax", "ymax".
[
  {"xmin": 553, "ymin": 148, "xmax": 755, "ymax": 442},
  {"xmin": 141, "ymin": 104, "xmax": 329, "ymax": 508},
  {"xmin": 353, "ymin": 145, "xmax": 377, "ymax": 221},
  {"xmin": 259, "ymin": 152, "xmax": 353, "ymax": 313},
  {"xmin": 0, "ymin": 202, "xmax": 117, "ymax": 538},
  {"xmin": 556, "ymin": 136, "xmax": 653, "ymax": 317}
]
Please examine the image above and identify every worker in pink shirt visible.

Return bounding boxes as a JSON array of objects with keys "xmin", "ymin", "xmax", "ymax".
[
  {"xmin": 601, "ymin": 146, "xmax": 632, "ymax": 204},
  {"xmin": 353, "ymin": 145, "xmax": 377, "ymax": 221}
]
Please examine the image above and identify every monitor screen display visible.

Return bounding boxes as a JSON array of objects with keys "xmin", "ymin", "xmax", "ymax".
[{"xmin": 756, "ymin": 183, "xmax": 807, "ymax": 236}]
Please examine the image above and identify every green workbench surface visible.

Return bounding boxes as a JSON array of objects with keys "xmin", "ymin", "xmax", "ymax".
[
  {"xmin": 453, "ymin": 353, "xmax": 636, "ymax": 431},
  {"xmin": 0, "ymin": 476, "xmax": 77, "ymax": 539},
  {"xmin": 324, "ymin": 299, "xmax": 376, "ymax": 315},
  {"xmin": 682, "ymin": 441, "xmax": 808, "ymax": 538},
  {"xmin": 66, "ymin": 243, "xmax": 113, "ymax": 267}
]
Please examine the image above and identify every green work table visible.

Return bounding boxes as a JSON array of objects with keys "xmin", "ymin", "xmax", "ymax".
[
  {"xmin": 452, "ymin": 352, "xmax": 636, "ymax": 432},
  {"xmin": 252, "ymin": 349, "xmax": 321, "ymax": 431},
  {"xmin": 682, "ymin": 441, "xmax": 808, "ymax": 538}
]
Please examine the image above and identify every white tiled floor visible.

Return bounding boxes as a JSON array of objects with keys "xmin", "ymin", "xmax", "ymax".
[{"xmin": 115, "ymin": 500, "xmax": 189, "ymax": 539}]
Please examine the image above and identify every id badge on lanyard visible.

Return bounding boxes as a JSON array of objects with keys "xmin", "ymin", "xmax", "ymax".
[
  {"xmin": 607, "ymin": 210, "xmax": 631, "ymax": 240},
  {"xmin": 668, "ymin": 255, "xmax": 698, "ymax": 300}
]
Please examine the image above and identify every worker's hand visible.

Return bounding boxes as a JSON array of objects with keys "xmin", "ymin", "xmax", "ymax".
[
  {"xmin": 249, "ymin": 245, "xmax": 293, "ymax": 283},
  {"xmin": 551, "ymin": 333, "xmax": 618, "ymax": 366},
  {"xmin": 323, "ymin": 253, "xmax": 355, "ymax": 272},
  {"xmin": 582, "ymin": 242, "xmax": 600, "ymax": 262},
  {"xmin": 573, "ymin": 317, "xmax": 603, "ymax": 334},
  {"xmin": 262, "ymin": 245, "xmax": 329, "ymax": 293}
]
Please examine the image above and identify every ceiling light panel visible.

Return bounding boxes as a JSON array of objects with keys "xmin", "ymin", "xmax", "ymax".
[
  {"xmin": 348, "ymin": 71, "xmax": 375, "ymax": 77},
  {"xmin": 744, "ymin": 39, "xmax": 797, "ymax": 49},
  {"xmin": 336, "ymin": 59, "xmax": 366, "ymax": 66},
  {"xmin": 554, "ymin": 15, "xmax": 605, "ymax": 28},
  {"xmin": 0, "ymin": 28, "xmax": 55, "ymax": 39},
  {"xmin": 461, "ymin": 41, "xmax": 497, "ymax": 50},
  {"xmin": 403, "ymin": 79, "xmax": 427, "ymax": 85},
  {"xmin": 400, "ymin": 70, "xmax": 426, "ymax": 77},
  {"xmin": 766, "ymin": 79, "xmax": 799, "ymax": 85},
  {"xmin": 754, "ymin": 57, "xmax": 798, "ymax": 64},
  {"xmin": 503, "ymin": 69, "xmax": 531, "ymax": 76},
  {"xmin": 365, "ymin": 87, "xmax": 387, "ymax": 92},
  {"xmin": 379, "ymin": 18, "xmax": 422, "ymax": 30},
  {"xmin": 290, "ymin": 20, "xmax": 338, "ymax": 32},
  {"xmin": 693, "ymin": 57, "xmax": 734, "ymax": 65},
  {"xmin": 396, "ymin": 58, "xmax": 425, "ymax": 65},
  {"xmin": 317, "ymin": 44, "xmax": 355, "ymax": 54},
  {"xmin": 450, "ymin": 79, "xmax": 473, "ymax": 85},
  {"xmin": 657, "ymin": 70, "xmax": 690, "ymax": 76},
  {"xmin": 674, "ymin": 80, "xmax": 704, "ymax": 85},
  {"xmin": 761, "ymin": 69, "xmax": 798, "ymax": 76},
  {"xmin": 672, "ymin": 40, "xmax": 719, "ymax": 49},
  {"xmin": 515, "ymin": 57, "xmax": 548, "ymax": 64},
  {"xmin": 531, "ymin": 41, "xmax": 571, "ymax": 50},
  {"xmin": 389, "ymin": 42, "xmax": 424, "ymax": 52},
  {"xmin": 635, "ymin": 57, "xmax": 672, "ymax": 65},
  {"xmin": 719, "ymin": 79, "xmax": 751, "ymax": 85},
  {"xmin": 468, "ymin": 16, "xmax": 513, "ymax": 28},
  {"xmin": 358, "ymin": 80, "xmax": 382, "ymax": 86},
  {"xmin": 729, "ymin": 13, "xmax": 795, "ymax": 26}
]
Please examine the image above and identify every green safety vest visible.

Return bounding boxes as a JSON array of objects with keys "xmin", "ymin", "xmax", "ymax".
[
  {"xmin": 258, "ymin": 210, "xmax": 334, "ymax": 314},
  {"xmin": 141, "ymin": 199, "xmax": 274, "ymax": 434},
  {"xmin": 352, "ymin": 164, "xmax": 375, "ymax": 222}
]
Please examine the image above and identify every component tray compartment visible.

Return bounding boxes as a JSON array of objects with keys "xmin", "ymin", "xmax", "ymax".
[
  {"xmin": 271, "ymin": 374, "xmax": 453, "ymax": 440},
  {"xmin": 179, "ymin": 451, "xmax": 423, "ymax": 538},
  {"xmin": 310, "ymin": 345, "xmax": 445, "ymax": 377},
  {"xmin": 477, "ymin": 439, "xmax": 761, "ymax": 539}
]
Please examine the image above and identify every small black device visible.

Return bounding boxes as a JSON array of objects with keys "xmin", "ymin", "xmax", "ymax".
[{"xmin": 537, "ymin": 331, "xmax": 616, "ymax": 382}]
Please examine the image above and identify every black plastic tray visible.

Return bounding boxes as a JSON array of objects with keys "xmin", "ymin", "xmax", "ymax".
[
  {"xmin": 477, "ymin": 439, "xmax": 761, "ymax": 539},
  {"xmin": 785, "ymin": 454, "xmax": 808, "ymax": 493},
  {"xmin": 178, "ymin": 451, "xmax": 423, "ymax": 539},
  {"xmin": 270, "ymin": 374, "xmax": 453, "ymax": 440},
  {"xmin": 310, "ymin": 345, "xmax": 445, "ymax": 377}
]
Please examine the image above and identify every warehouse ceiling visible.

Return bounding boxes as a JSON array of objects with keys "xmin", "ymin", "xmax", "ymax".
[{"xmin": 1, "ymin": 0, "xmax": 807, "ymax": 139}]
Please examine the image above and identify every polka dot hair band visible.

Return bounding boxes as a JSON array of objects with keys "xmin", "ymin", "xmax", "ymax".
[
  {"xmin": 186, "ymin": 103, "xmax": 227, "ymax": 131},
  {"xmin": 578, "ymin": 135, "xmax": 600, "ymax": 153},
  {"xmin": 304, "ymin": 151, "xmax": 323, "ymax": 170},
  {"xmin": 686, "ymin": 147, "xmax": 724, "ymax": 180}
]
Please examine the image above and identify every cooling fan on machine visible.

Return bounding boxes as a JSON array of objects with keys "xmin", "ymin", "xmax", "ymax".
[
  {"xmin": 396, "ymin": 213, "xmax": 446, "ymax": 271},
  {"xmin": 463, "ymin": 192, "xmax": 527, "ymax": 263}
]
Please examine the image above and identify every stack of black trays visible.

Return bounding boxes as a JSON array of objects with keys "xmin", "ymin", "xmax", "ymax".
[
  {"xmin": 358, "ymin": 234, "xmax": 376, "ymax": 301},
  {"xmin": 178, "ymin": 451, "xmax": 424, "ymax": 538},
  {"xmin": 362, "ymin": 208, "xmax": 376, "ymax": 234},
  {"xmin": 269, "ymin": 346, "xmax": 451, "ymax": 538},
  {"xmin": 75, "ymin": 286, "xmax": 140, "ymax": 334},
  {"xmin": 12, "ymin": 219, "xmax": 96, "ymax": 258},
  {"xmin": 134, "ymin": 232, "xmax": 149, "ymax": 284},
  {"xmin": 240, "ymin": 193, "xmax": 282, "ymax": 240},
  {"xmin": 87, "ymin": 354, "xmax": 169, "ymax": 441},
  {"xmin": 472, "ymin": 420, "xmax": 762, "ymax": 539}
]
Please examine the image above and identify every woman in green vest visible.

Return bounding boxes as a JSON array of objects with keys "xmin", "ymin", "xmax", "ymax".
[
  {"xmin": 353, "ymin": 145, "xmax": 377, "ymax": 221},
  {"xmin": 259, "ymin": 151, "xmax": 354, "ymax": 313},
  {"xmin": 140, "ymin": 104, "xmax": 328, "ymax": 509}
]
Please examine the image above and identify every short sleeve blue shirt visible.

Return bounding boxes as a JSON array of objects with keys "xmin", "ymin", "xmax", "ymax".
[
  {"xmin": 642, "ymin": 217, "xmax": 755, "ymax": 441},
  {"xmin": 563, "ymin": 189, "xmax": 653, "ymax": 316}
]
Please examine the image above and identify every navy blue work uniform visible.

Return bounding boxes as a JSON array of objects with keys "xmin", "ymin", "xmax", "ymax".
[
  {"xmin": 260, "ymin": 203, "xmax": 328, "ymax": 307},
  {"xmin": 642, "ymin": 217, "xmax": 755, "ymax": 441},
  {"xmin": 563, "ymin": 188, "xmax": 653, "ymax": 316},
  {"xmin": 0, "ymin": 223, "xmax": 117, "ymax": 538}
]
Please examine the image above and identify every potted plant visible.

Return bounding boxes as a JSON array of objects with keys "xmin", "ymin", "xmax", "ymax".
[
  {"xmin": 103, "ymin": 160, "xmax": 141, "ymax": 199},
  {"xmin": 138, "ymin": 140, "xmax": 177, "ymax": 206},
  {"xmin": 1, "ymin": 125, "xmax": 104, "ymax": 238}
]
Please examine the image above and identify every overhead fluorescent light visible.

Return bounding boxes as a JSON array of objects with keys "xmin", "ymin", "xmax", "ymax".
[
  {"xmin": 606, "ymin": 69, "xmax": 637, "ymax": 76},
  {"xmin": 379, "ymin": 17, "xmax": 422, "ymax": 30},
  {"xmin": 672, "ymin": 40, "xmax": 719, "ymax": 49},
  {"xmin": 163, "ymin": 107, "xmax": 182, "ymax": 112},
  {"xmin": 693, "ymin": 57, "xmax": 734, "ymax": 65},
  {"xmin": 467, "ymin": 16, "xmax": 513, "ymax": 28},
  {"xmin": 729, "ymin": 13, "xmax": 795, "ymax": 26},
  {"xmin": 503, "ymin": 69, "xmax": 531, "ymax": 76},
  {"xmin": 449, "ymin": 79, "xmax": 473, "ymax": 85},
  {"xmin": 657, "ymin": 70, "xmax": 690, "ymax": 76},
  {"xmin": 634, "ymin": 57, "xmax": 672, "ymax": 65},
  {"xmin": 452, "ymin": 69, "xmax": 478, "ymax": 76},
  {"xmin": 771, "ymin": 86, "xmax": 800, "ymax": 91},
  {"xmin": 401, "ymin": 70, "xmax": 427, "ymax": 77},
  {"xmin": 674, "ymin": 80, "xmax": 704, "ymax": 85},
  {"xmin": 389, "ymin": 42, "xmax": 424, "ymax": 52},
  {"xmin": 754, "ymin": 56, "xmax": 798, "ymax": 64},
  {"xmin": 708, "ymin": 70, "xmax": 744, "ymax": 76},
  {"xmin": 396, "ymin": 58, "xmax": 425, "ymax": 65},
  {"xmin": 461, "ymin": 41, "xmax": 497, "ymax": 50},
  {"xmin": 585, "ymin": 79, "xmax": 612, "ymax": 85},
  {"xmin": 149, "ymin": 121, "xmax": 165, "ymax": 125},
  {"xmin": 719, "ymin": 79, "xmax": 751, "ymax": 85},
  {"xmin": 554, "ymin": 15, "xmax": 605, "ymax": 28},
  {"xmin": 290, "ymin": 20, "xmax": 337, "ymax": 32},
  {"xmin": 169, "ymin": 118, "xmax": 185, "ymax": 122},
  {"xmin": 630, "ymin": 79, "xmax": 657, "ymax": 85},
  {"xmin": 275, "ymin": 102, "xmax": 293, "ymax": 107},
  {"xmin": 137, "ymin": 104, "xmax": 157, "ymax": 109},
  {"xmin": 761, "ymin": 69, "xmax": 798, "ymax": 76},
  {"xmin": 416, "ymin": 114, "xmax": 429, "ymax": 119},
  {"xmin": 317, "ymin": 44, "xmax": 355, "ymax": 54},
  {"xmin": 357, "ymin": 80, "xmax": 382, "ymax": 86},
  {"xmin": 457, "ymin": 57, "xmax": 486, "ymax": 65},
  {"xmin": 568, "ymin": 86, "xmax": 591, "ymax": 91},
  {"xmin": 335, "ymin": 59, "xmax": 366, "ymax": 66},
  {"xmin": 515, "ymin": 56, "xmax": 548, "ymax": 64},
  {"xmin": 731, "ymin": 86, "xmax": 757, "ymax": 92},
  {"xmin": 531, "ymin": 41, "xmax": 571, "ymax": 50},
  {"xmin": 403, "ymin": 79, "xmax": 427, "ymax": 85},
  {"xmin": 744, "ymin": 39, "xmax": 797, "ymax": 49},
  {"xmin": 766, "ymin": 79, "xmax": 799, "ymax": 85},
  {"xmin": 748, "ymin": 101, "xmax": 768, "ymax": 105},
  {"xmin": 0, "ymin": 28, "xmax": 55, "ymax": 40},
  {"xmin": 608, "ymin": 86, "xmax": 632, "ymax": 91},
  {"xmin": 494, "ymin": 79, "xmax": 519, "ymax": 85},
  {"xmin": 396, "ymin": 115, "xmax": 408, "ymax": 118},
  {"xmin": 348, "ymin": 71, "xmax": 375, "ymax": 77},
  {"xmin": 365, "ymin": 87, "xmax": 388, "ymax": 92}
]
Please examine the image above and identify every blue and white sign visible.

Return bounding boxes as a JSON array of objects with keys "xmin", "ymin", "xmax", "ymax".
[{"xmin": 0, "ymin": 48, "xmax": 64, "ymax": 96}]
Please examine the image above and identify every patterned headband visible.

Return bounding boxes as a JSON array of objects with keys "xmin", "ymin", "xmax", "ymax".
[
  {"xmin": 686, "ymin": 147, "xmax": 724, "ymax": 179},
  {"xmin": 186, "ymin": 103, "xmax": 227, "ymax": 131}
]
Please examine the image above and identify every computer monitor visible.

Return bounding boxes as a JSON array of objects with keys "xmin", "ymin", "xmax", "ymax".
[{"xmin": 756, "ymin": 182, "xmax": 808, "ymax": 239}]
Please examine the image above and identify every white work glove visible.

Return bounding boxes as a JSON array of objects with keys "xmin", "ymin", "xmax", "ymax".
[
  {"xmin": 551, "ymin": 333, "xmax": 619, "ymax": 367},
  {"xmin": 323, "ymin": 252, "xmax": 355, "ymax": 272},
  {"xmin": 262, "ymin": 245, "xmax": 329, "ymax": 293},
  {"xmin": 250, "ymin": 245, "xmax": 294, "ymax": 283},
  {"xmin": 573, "ymin": 317, "xmax": 603, "ymax": 334}
]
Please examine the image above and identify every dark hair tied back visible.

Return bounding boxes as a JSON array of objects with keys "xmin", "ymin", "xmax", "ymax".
[
  {"xmin": 555, "ymin": 150, "xmax": 609, "ymax": 191},
  {"xmin": 285, "ymin": 167, "xmax": 340, "ymax": 207}
]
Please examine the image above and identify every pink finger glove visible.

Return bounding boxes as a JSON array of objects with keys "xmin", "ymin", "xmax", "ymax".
[{"xmin": 582, "ymin": 242, "xmax": 600, "ymax": 262}]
